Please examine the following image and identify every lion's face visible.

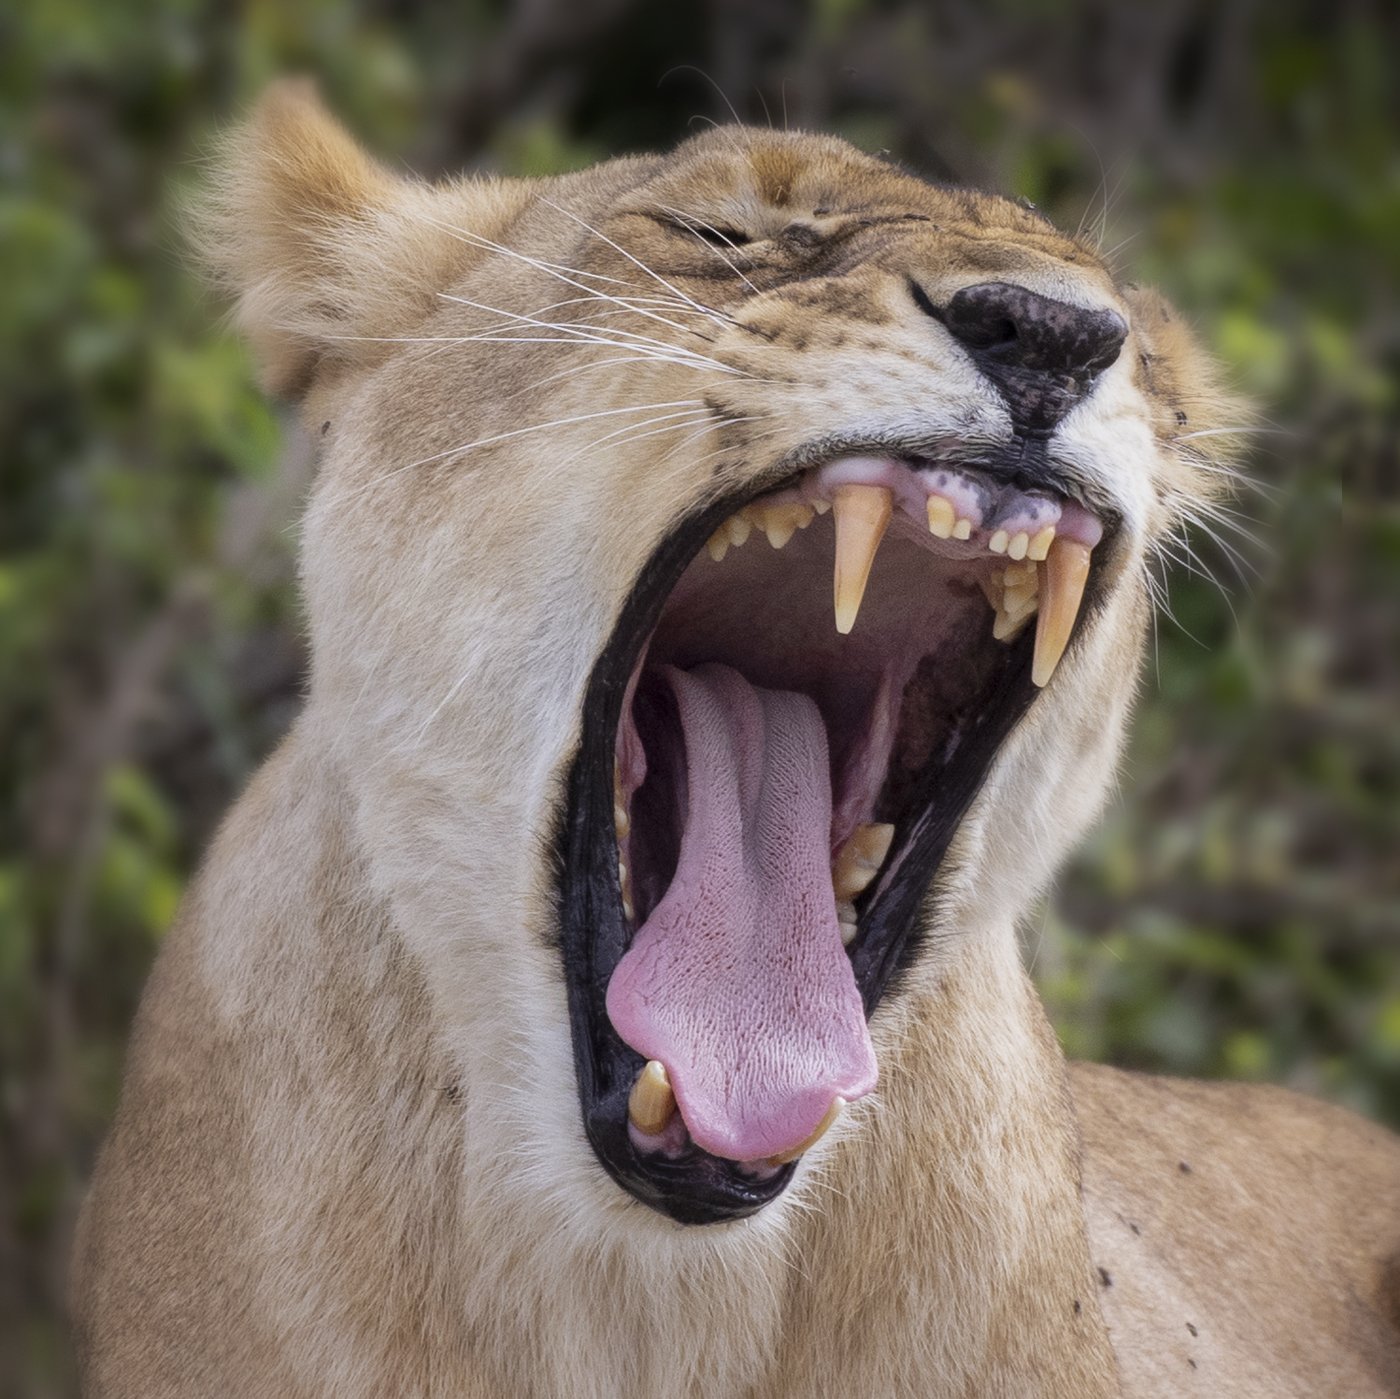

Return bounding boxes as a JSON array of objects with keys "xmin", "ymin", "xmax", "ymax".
[{"xmin": 209, "ymin": 96, "xmax": 1229, "ymax": 1230}]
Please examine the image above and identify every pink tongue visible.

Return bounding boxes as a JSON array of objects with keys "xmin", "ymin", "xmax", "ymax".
[{"xmin": 606, "ymin": 663, "xmax": 878, "ymax": 1163}]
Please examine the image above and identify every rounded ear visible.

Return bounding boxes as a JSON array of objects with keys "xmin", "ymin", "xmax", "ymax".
[{"xmin": 193, "ymin": 80, "xmax": 522, "ymax": 398}]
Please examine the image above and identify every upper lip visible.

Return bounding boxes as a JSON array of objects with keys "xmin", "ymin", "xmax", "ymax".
[
  {"xmin": 767, "ymin": 432, "xmax": 1123, "ymax": 528},
  {"xmin": 555, "ymin": 432, "xmax": 1116, "ymax": 1224}
]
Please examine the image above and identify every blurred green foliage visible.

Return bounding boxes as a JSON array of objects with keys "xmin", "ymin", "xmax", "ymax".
[{"xmin": 2, "ymin": 1, "xmax": 1397, "ymax": 1392}]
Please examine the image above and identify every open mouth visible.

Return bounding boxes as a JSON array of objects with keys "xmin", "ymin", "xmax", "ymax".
[{"xmin": 557, "ymin": 442, "xmax": 1110, "ymax": 1224}]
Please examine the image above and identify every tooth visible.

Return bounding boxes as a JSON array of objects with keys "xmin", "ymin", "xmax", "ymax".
[
  {"xmin": 622, "ymin": 893, "xmax": 635, "ymax": 921},
  {"xmin": 1033, "ymin": 538, "xmax": 1093, "ymax": 687},
  {"xmin": 767, "ymin": 1098, "xmax": 845, "ymax": 1166},
  {"xmin": 837, "ymin": 902, "xmax": 859, "ymax": 947},
  {"xmin": 759, "ymin": 502, "xmax": 814, "ymax": 549},
  {"xmin": 993, "ymin": 596, "xmax": 1038, "ymax": 641},
  {"xmin": 1002, "ymin": 571, "xmax": 1038, "ymax": 613},
  {"xmin": 832, "ymin": 484, "xmax": 893, "ymax": 634},
  {"xmin": 725, "ymin": 514, "xmax": 751, "ymax": 547},
  {"xmin": 1007, "ymin": 531, "xmax": 1030, "ymax": 561},
  {"xmin": 810, "ymin": 497, "xmax": 831, "ymax": 515},
  {"xmin": 952, "ymin": 517, "xmax": 973, "ymax": 540},
  {"xmin": 628, "ymin": 1060, "xmax": 675, "ymax": 1136},
  {"xmin": 832, "ymin": 822, "xmax": 895, "ymax": 901},
  {"xmin": 618, "ymin": 859, "xmax": 628, "ymax": 886},
  {"xmin": 988, "ymin": 529, "xmax": 1010, "ymax": 555},
  {"xmin": 614, "ymin": 801, "xmax": 630, "ymax": 839},
  {"xmin": 926, "ymin": 495, "xmax": 955, "ymax": 539},
  {"xmin": 1028, "ymin": 525, "xmax": 1056, "ymax": 561},
  {"xmin": 707, "ymin": 530, "xmax": 730, "ymax": 563},
  {"xmin": 979, "ymin": 569, "xmax": 1005, "ymax": 609}
]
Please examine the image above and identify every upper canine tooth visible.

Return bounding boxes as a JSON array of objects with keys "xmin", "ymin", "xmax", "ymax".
[
  {"xmin": 832, "ymin": 484, "xmax": 893, "ymax": 635},
  {"xmin": 926, "ymin": 495, "xmax": 956, "ymax": 539},
  {"xmin": 1033, "ymin": 537, "xmax": 1093, "ymax": 687},
  {"xmin": 767, "ymin": 1097, "xmax": 845, "ymax": 1165},
  {"xmin": 628, "ymin": 1060, "xmax": 676, "ymax": 1136},
  {"xmin": 832, "ymin": 822, "xmax": 896, "ymax": 901},
  {"xmin": 1027, "ymin": 525, "xmax": 1056, "ymax": 561}
]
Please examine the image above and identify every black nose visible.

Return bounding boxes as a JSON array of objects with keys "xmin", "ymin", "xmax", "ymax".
[{"xmin": 933, "ymin": 281, "xmax": 1128, "ymax": 433}]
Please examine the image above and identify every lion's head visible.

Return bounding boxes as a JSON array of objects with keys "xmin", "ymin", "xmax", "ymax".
[{"xmin": 201, "ymin": 82, "xmax": 1233, "ymax": 1229}]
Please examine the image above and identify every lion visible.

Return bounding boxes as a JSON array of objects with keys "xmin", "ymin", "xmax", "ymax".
[{"xmin": 70, "ymin": 82, "xmax": 1400, "ymax": 1398}]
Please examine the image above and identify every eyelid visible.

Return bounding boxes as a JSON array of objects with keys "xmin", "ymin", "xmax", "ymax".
[{"xmin": 662, "ymin": 217, "xmax": 753, "ymax": 247}]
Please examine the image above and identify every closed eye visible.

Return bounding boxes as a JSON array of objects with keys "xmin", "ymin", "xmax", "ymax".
[{"xmin": 664, "ymin": 216, "xmax": 753, "ymax": 249}]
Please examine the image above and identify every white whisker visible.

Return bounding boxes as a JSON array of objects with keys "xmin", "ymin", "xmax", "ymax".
[
  {"xmin": 655, "ymin": 204, "xmax": 761, "ymax": 295},
  {"xmin": 324, "ymin": 400, "xmax": 708, "ymax": 508},
  {"xmin": 538, "ymin": 197, "xmax": 728, "ymax": 327}
]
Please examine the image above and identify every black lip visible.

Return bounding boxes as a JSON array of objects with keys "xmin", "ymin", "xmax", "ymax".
[{"xmin": 554, "ymin": 443, "xmax": 1112, "ymax": 1225}]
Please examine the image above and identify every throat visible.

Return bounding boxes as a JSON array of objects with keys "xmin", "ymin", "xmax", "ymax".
[{"xmin": 755, "ymin": 939, "xmax": 1120, "ymax": 1396}]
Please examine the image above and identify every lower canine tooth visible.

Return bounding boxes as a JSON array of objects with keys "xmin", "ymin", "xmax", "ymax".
[
  {"xmin": 767, "ymin": 1098, "xmax": 845, "ymax": 1165},
  {"xmin": 832, "ymin": 484, "xmax": 893, "ymax": 635},
  {"xmin": 832, "ymin": 822, "xmax": 895, "ymax": 901},
  {"xmin": 1033, "ymin": 537, "xmax": 1093, "ymax": 687},
  {"xmin": 628, "ymin": 1060, "xmax": 676, "ymax": 1135}
]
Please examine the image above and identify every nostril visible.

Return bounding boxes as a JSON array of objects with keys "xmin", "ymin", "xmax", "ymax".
[
  {"xmin": 925, "ymin": 280, "xmax": 1128, "ymax": 432},
  {"xmin": 939, "ymin": 281, "xmax": 1126, "ymax": 380}
]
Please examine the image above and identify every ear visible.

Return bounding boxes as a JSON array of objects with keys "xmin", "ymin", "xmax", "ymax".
[{"xmin": 195, "ymin": 80, "xmax": 519, "ymax": 397}]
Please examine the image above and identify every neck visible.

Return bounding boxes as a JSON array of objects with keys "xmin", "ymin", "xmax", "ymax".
[
  {"xmin": 450, "ymin": 924, "xmax": 1118, "ymax": 1398},
  {"xmin": 755, "ymin": 930, "xmax": 1119, "ymax": 1396}
]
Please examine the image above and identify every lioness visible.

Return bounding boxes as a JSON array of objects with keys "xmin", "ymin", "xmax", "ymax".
[{"xmin": 72, "ymin": 82, "xmax": 1400, "ymax": 1398}]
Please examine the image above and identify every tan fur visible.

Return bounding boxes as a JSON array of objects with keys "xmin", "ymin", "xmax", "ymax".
[{"xmin": 74, "ymin": 84, "xmax": 1400, "ymax": 1396}]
